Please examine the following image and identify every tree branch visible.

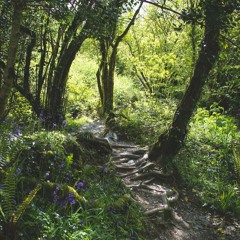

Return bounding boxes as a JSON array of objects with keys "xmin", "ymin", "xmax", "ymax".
[
  {"xmin": 141, "ymin": 0, "xmax": 182, "ymax": 17},
  {"xmin": 115, "ymin": 1, "xmax": 143, "ymax": 47}
]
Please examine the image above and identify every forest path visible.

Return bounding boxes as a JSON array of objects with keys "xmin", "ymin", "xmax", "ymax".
[{"xmin": 80, "ymin": 120, "xmax": 240, "ymax": 240}]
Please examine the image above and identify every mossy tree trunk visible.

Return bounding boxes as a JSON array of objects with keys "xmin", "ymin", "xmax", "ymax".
[
  {"xmin": 0, "ymin": 0, "xmax": 25, "ymax": 119},
  {"xmin": 45, "ymin": 23, "xmax": 89, "ymax": 126},
  {"xmin": 148, "ymin": 0, "xmax": 224, "ymax": 169},
  {"xmin": 97, "ymin": 1, "xmax": 143, "ymax": 115}
]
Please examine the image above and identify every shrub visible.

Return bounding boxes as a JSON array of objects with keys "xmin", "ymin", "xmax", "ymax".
[{"xmin": 175, "ymin": 105, "xmax": 240, "ymax": 216}]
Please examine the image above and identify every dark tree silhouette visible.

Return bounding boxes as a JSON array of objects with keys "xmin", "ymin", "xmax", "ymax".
[{"xmin": 0, "ymin": 0, "xmax": 25, "ymax": 119}]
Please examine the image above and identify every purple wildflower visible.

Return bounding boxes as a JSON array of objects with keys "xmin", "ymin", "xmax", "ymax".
[
  {"xmin": 17, "ymin": 167, "xmax": 21, "ymax": 175},
  {"xmin": 60, "ymin": 199, "xmax": 67, "ymax": 206},
  {"xmin": 13, "ymin": 129, "xmax": 21, "ymax": 136},
  {"xmin": 103, "ymin": 164, "xmax": 107, "ymax": 174},
  {"xmin": 76, "ymin": 182, "xmax": 84, "ymax": 189},
  {"xmin": 53, "ymin": 196, "xmax": 58, "ymax": 203},
  {"xmin": 68, "ymin": 193, "xmax": 75, "ymax": 204},
  {"xmin": 56, "ymin": 184, "xmax": 60, "ymax": 191}
]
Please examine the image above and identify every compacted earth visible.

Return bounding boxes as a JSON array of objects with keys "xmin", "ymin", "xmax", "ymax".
[
  {"xmin": 146, "ymin": 191, "xmax": 240, "ymax": 240},
  {"xmin": 80, "ymin": 121, "xmax": 240, "ymax": 240}
]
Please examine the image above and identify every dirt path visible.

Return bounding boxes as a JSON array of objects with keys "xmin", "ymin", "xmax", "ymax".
[
  {"xmin": 80, "ymin": 121, "xmax": 240, "ymax": 240},
  {"xmin": 111, "ymin": 143, "xmax": 240, "ymax": 240}
]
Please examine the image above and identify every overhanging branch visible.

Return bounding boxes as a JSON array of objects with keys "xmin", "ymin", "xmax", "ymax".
[{"xmin": 141, "ymin": 0, "xmax": 182, "ymax": 17}]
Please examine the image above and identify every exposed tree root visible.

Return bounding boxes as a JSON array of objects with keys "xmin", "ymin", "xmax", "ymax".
[
  {"xmin": 110, "ymin": 143, "xmax": 136, "ymax": 148},
  {"xmin": 79, "ymin": 123, "xmax": 240, "ymax": 240},
  {"xmin": 115, "ymin": 164, "xmax": 136, "ymax": 170},
  {"xmin": 110, "ymin": 144, "xmax": 180, "ymax": 222},
  {"xmin": 78, "ymin": 124, "xmax": 182, "ymax": 225},
  {"xmin": 117, "ymin": 161, "xmax": 155, "ymax": 177}
]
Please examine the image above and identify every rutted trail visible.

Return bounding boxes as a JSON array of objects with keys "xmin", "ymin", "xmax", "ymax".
[{"xmin": 80, "ymin": 120, "xmax": 240, "ymax": 240}]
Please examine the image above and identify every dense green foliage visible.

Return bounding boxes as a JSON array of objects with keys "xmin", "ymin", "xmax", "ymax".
[
  {"xmin": 176, "ymin": 106, "xmax": 240, "ymax": 216},
  {"xmin": 0, "ymin": 124, "xmax": 144, "ymax": 239},
  {"xmin": 0, "ymin": 0, "xmax": 240, "ymax": 239}
]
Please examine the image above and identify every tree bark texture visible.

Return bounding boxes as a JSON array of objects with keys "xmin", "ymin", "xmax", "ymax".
[
  {"xmin": 97, "ymin": 1, "xmax": 143, "ymax": 115},
  {"xmin": 46, "ymin": 23, "xmax": 88, "ymax": 126},
  {"xmin": 0, "ymin": 0, "xmax": 25, "ymax": 119},
  {"xmin": 97, "ymin": 40, "xmax": 115, "ymax": 115},
  {"xmin": 149, "ymin": 0, "xmax": 223, "ymax": 168}
]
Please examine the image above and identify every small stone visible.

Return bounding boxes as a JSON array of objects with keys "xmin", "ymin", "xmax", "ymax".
[
  {"xmin": 224, "ymin": 226, "xmax": 236, "ymax": 235},
  {"xmin": 127, "ymin": 160, "xmax": 135, "ymax": 165}
]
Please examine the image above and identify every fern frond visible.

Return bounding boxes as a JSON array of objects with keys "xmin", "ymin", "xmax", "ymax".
[
  {"xmin": 0, "ymin": 126, "xmax": 24, "ymax": 170},
  {"xmin": 0, "ymin": 133, "xmax": 11, "ymax": 169},
  {"xmin": 2, "ymin": 170, "xmax": 16, "ymax": 221},
  {"xmin": 13, "ymin": 184, "xmax": 42, "ymax": 223}
]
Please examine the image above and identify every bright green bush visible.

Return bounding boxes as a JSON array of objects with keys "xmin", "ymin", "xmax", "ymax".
[
  {"xmin": 67, "ymin": 54, "xmax": 100, "ymax": 120},
  {"xmin": 114, "ymin": 95, "xmax": 176, "ymax": 144},
  {"xmin": 175, "ymin": 105, "xmax": 240, "ymax": 216}
]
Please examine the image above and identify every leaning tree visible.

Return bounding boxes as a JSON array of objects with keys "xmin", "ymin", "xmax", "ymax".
[
  {"xmin": 1, "ymin": 0, "xmax": 135, "ymax": 127},
  {"xmin": 13, "ymin": 0, "xmax": 94, "ymax": 127},
  {"xmin": 148, "ymin": 0, "xmax": 239, "ymax": 170}
]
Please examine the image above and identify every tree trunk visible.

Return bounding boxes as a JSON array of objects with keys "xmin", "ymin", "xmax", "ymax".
[
  {"xmin": 96, "ymin": 2, "xmax": 143, "ymax": 115},
  {"xmin": 45, "ymin": 24, "xmax": 88, "ymax": 126},
  {"xmin": 148, "ymin": 0, "xmax": 222, "ymax": 169},
  {"xmin": 0, "ymin": 0, "xmax": 25, "ymax": 119},
  {"xmin": 97, "ymin": 40, "xmax": 115, "ymax": 115}
]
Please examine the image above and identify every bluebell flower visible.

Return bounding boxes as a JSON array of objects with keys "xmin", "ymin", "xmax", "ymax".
[
  {"xmin": 56, "ymin": 184, "xmax": 60, "ymax": 191},
  {"xmin": 60, "ymin": 199, "xmax": 67, "ymax": 206},
  {"xmin": 53, "ymin": 196, "xmax": 58, "ymax": 203},
  {"xmin": 68, "ymin": 193, "xmax": 75, "ymax": 204},
  {"xmin": 13, "ymin": 129, "xmax": 21, "ymax": 136},
  {"xmin": 17, "ymin": 167, "xmax": 21, "ymax": 175},
  {"xmin": 76, "ymin": 182, "xmax": 84, "ymax": 188},
  {"xmin": 0, "ymin": 185, "xmax": 4, "ymax": 189},
  {"xmin": 103, "ymin": 164, "xmax": 107, "ymax": 174}
]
